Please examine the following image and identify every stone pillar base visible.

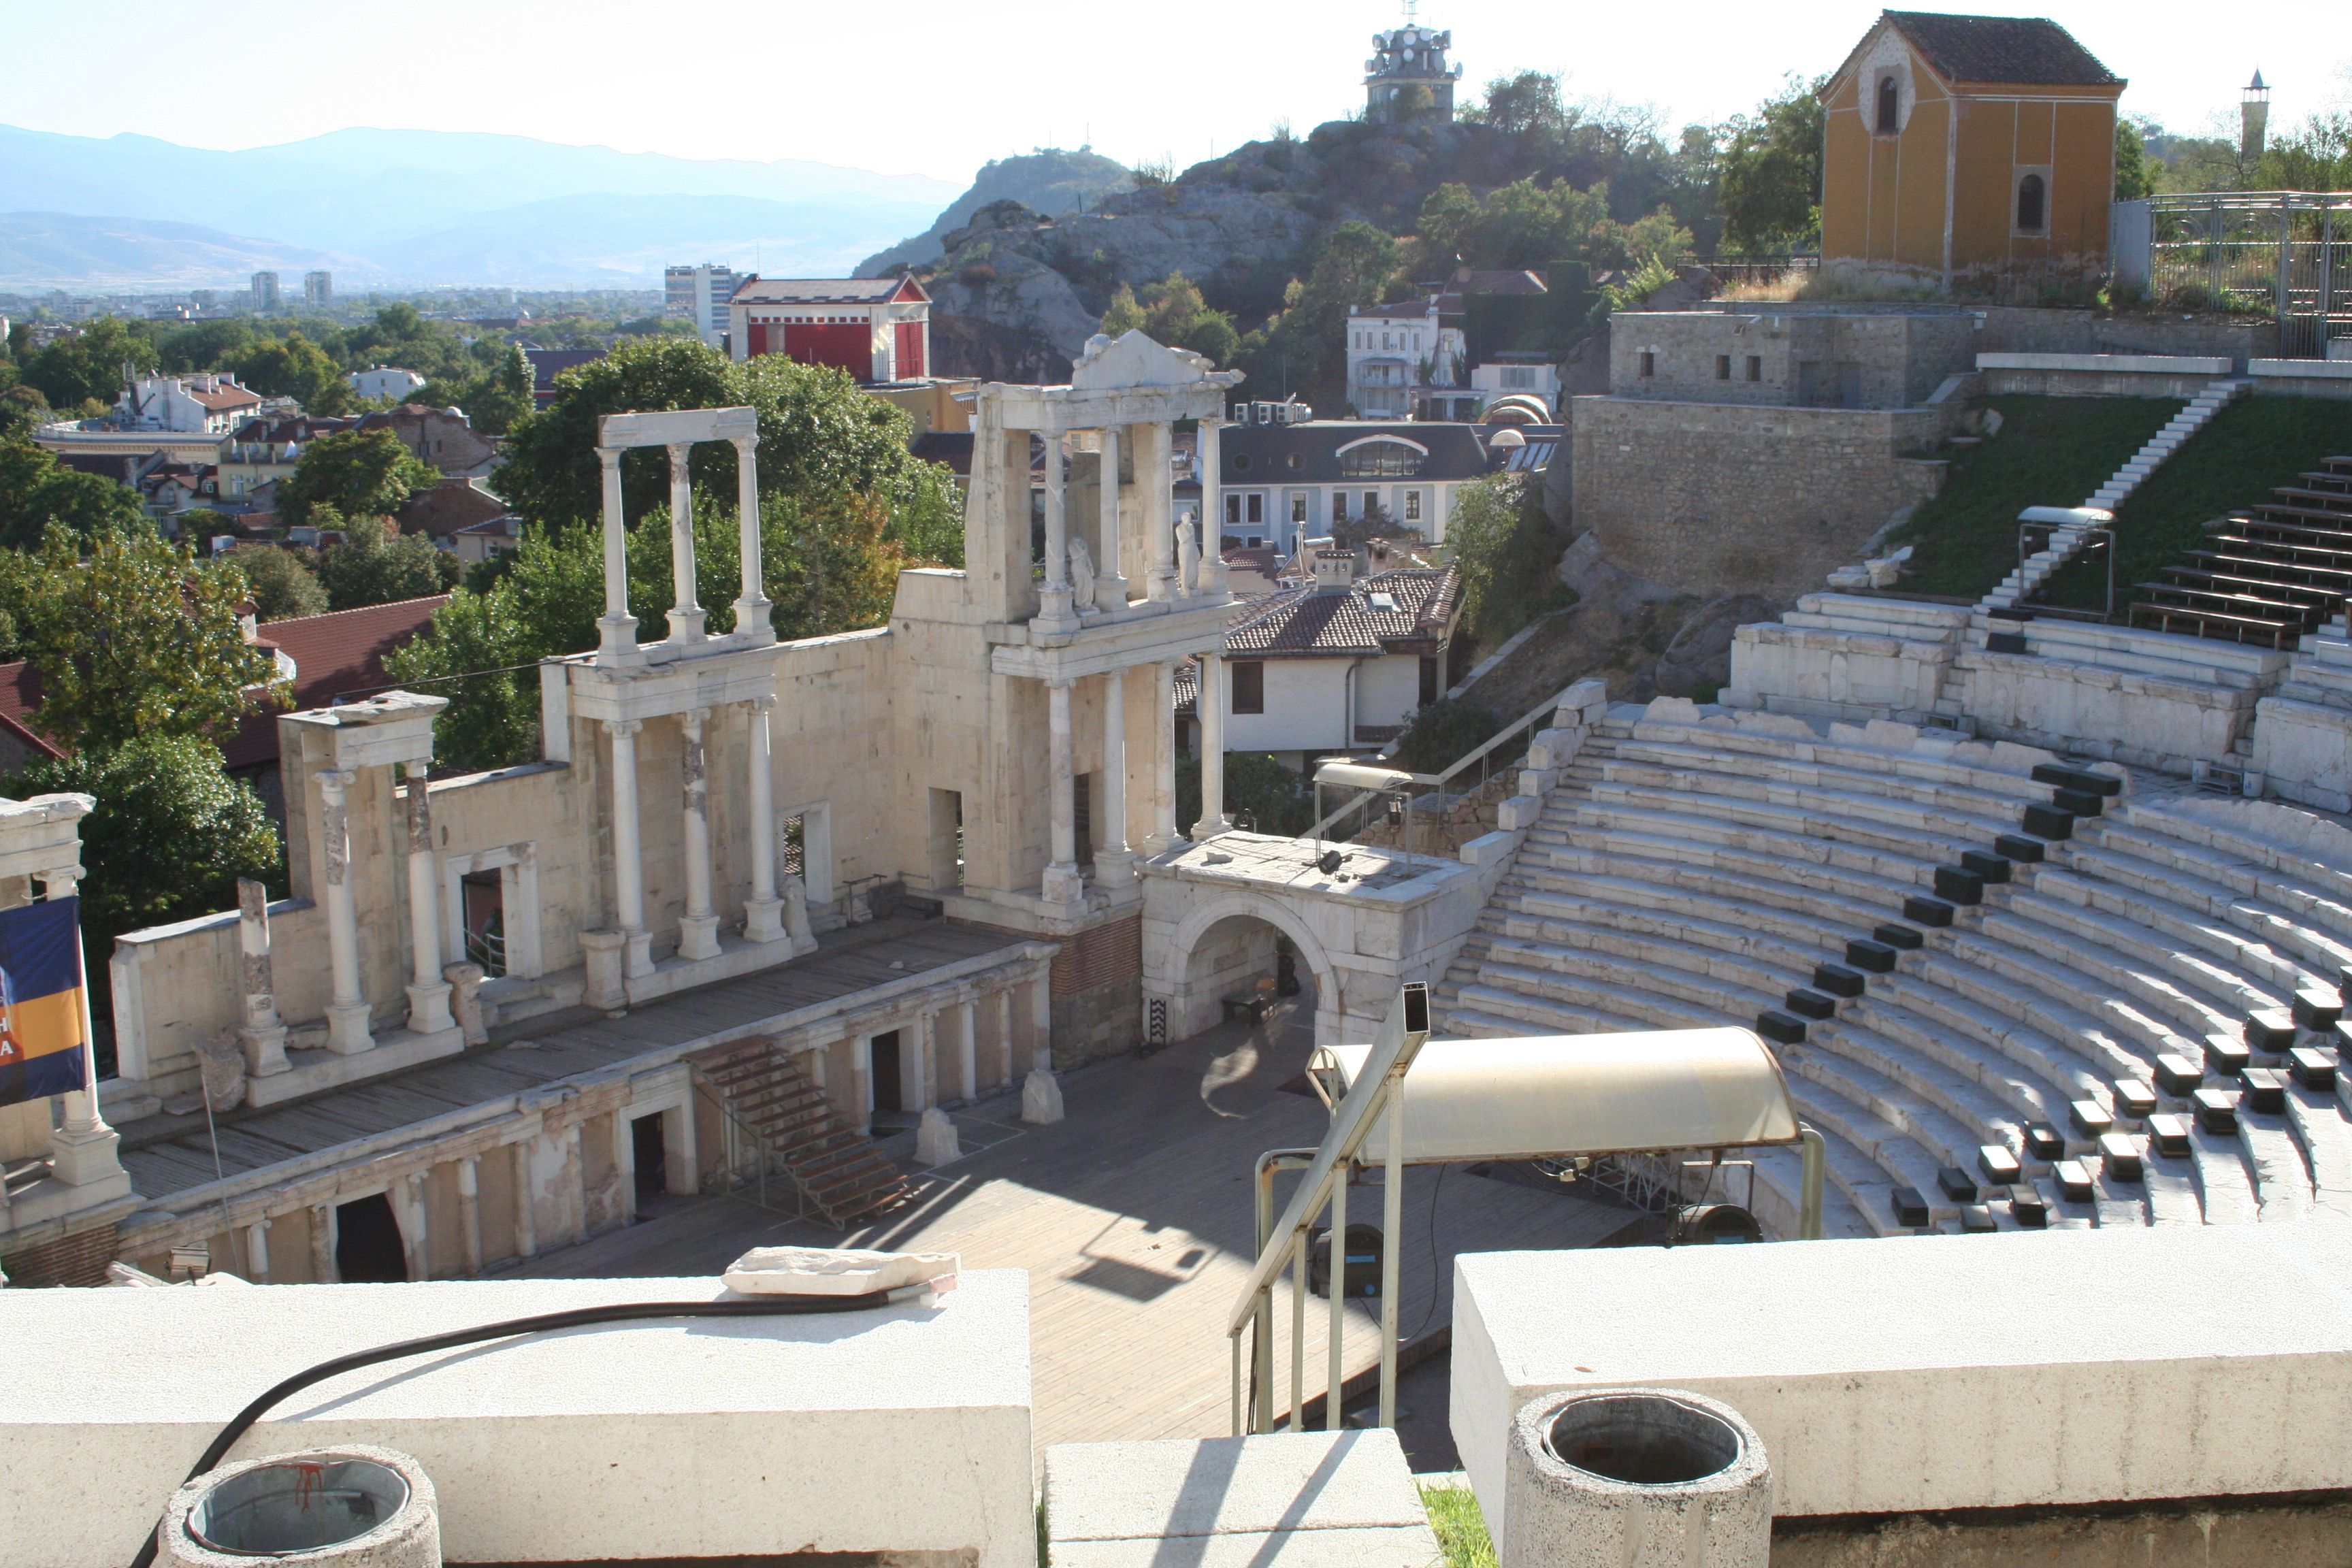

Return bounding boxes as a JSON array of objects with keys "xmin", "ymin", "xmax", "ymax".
[
  {"xmin": 1022, "ymin": 1068, "xmax": 1066, "ymax": 1126},
  {"xmin": 1041, "ymin": 864, "xmax": 1086, "ymax": 905},
  {"xmin": 404, "ymin": 981, "xmax": 455, "ymax": 1038},
  {"xmin": 915, "ymin": 1107, "xmax": 962, "ymax": 1166},
  {"xmin": 785, "ymin": 880, "xmax": 819, "ymax": 954},
  {"xmin": 581, "ymin": 930, "xmax": 627, "ymax": 1013},
  {"xmin": 623, "ymin": 929, "xmax": 655, "ymax": 977},
  {"xmin": 237, "ymin": 1024, "xmax": 291, "ymax": 1077},
  {"xmin": 742, "ymin": 897, "xmax": 787, "ymax": 945},
  {"xmin": 678, "ymin": 913, "xmax": 723, "ymax": 962},
  {"xmin": 1141, "ymin": 832, "xmax": 1184, "ymax": 857},
  {"xmin": 1092, "ymin": 848, "xmax": 1139, "ymax": 887},
  {"xmin": 1192, "ymin": 815, "xmax": 1233, "ymax": 840},
  {"xmin": 325, "ymin": 1001, "xmax": 374, "ymax": 1055},
  {"xmin": 48, "ymin": 1123, "xmax": 125, "ymax": 1186},
  {"xmin": 1096, "ymin": 575, "xmax": 1131, "ymax": 612}
]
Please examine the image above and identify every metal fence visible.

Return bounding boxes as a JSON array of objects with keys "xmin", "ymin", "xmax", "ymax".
[{"xmin": 2125, "ymin": 191, "xmax": 2352, "ymax": 358}]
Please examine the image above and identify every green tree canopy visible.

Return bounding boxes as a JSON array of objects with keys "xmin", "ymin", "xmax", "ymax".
[
  {"xmin": 234, "ymin": 331, "xmax": 353, "ymax": 414},
  {"xmin": 1099, "ymin": 274, "xmax": 1241, "ymax": 365},
  {"xmin": 495, "ymin": 338, "xmax": 947, "ymax": 535},
  {"xmin": 0, "ymin": 385, "xmax": 52, "ymax": 442},
  {"xmin": 280, "ymin": 428, "xmax": 440, "ymax": 527},
  {"xmin": 232, "ymin": 544, "xmax": 329, "ymax": 620},
  {"xmin": 0, "ymin": 527, "xmax": 286, "ymax": 750},
  {"xmin": 5, "ymin": 734, "xmax": 281, "ymax": 958},
  {"xmin": 20, "ymin": 315, "xmax": 159, "ymax": 410},
  {"xmin": 1233, "ymin": 220, "xmax": 1401, "ymax": 409},
  {"xmin": 2114, "ymin": 119, "xmax": 2155, "ymax": 200},
  {"xmin": 1717, "ymin": 75, "xmax": 1826, "ymax": 252},
  {"xmin": 0, "ymin": 439, "xmax": 146, "ymax": 550},
  {"xmin": 1443, "ymin": 473, "xmax": 1572, "ymax": 644},
  {"xmin": 315, "ymin": 513, "xmax": 460, "ymax": 610}
]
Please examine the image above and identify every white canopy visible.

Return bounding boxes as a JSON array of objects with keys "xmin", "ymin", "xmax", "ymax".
[{"xmin": 1318, "ymin": 1028, "xmax": 1803, "ymax": 1163}]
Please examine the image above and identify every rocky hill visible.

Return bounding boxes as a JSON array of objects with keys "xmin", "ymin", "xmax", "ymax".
[{"xmin": 856, "ymin": 148, "xmax": 1135, "ymax": 278}]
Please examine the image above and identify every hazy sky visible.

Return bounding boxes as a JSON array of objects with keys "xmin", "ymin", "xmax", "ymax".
[{"xmin": 9, "ymin": 0, "xmax": 2348, "ymax": 186}]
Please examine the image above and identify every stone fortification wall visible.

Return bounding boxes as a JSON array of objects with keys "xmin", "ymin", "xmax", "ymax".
[
  {"xmin": 1610, "ymin": 309, "xmax": 1975, "ymax": 410},
  {"xmin": 1570, "ymin": 397, "xmax": 1950, "ymax": 601}
]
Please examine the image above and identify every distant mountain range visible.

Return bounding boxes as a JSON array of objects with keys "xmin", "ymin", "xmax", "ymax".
[{"xmin": 0, "ymin": 125, "xmax": 963, "ymax": 290}]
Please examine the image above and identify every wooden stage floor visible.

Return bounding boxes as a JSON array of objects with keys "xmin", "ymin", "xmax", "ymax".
[{"xmin": 499, "ymin": 1000, "xmax": 1636, "ymax": 1454}]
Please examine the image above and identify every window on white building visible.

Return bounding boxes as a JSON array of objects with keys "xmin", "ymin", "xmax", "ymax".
[
  {"xmin": 1333, "ymin": 492, "xmax": 1348, "ymax": 523},
  {"xmin": 1404, "ymin": 491, "xmax": 1422, "ymax": 523},
  {"xmin": 1501, "ymin": 366, "xmax": 1535, "ymax": 389},
  {"xmin": 1291, "ymin": 495, "xmax": 1307, "ymax": 524}
]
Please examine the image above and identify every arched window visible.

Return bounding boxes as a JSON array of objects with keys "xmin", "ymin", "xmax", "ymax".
[
  {"xmin": 1337, "ymin": 438, "xmax": 1427, "ymax": 478},
  {"xmin": 1876, "ymin": 76, "xmax": 1899, "ymax": 134},
  {"xmin": 2016, "ymin": 173, "xmax": 2046, "ymax": 232}
]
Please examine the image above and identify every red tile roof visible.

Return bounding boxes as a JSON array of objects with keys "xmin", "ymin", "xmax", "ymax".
[
  {"xmin": 0, "ymin": 665, "xmax": 65, "ymax": 764},
  {"xmin": 225, "ymin": 595, "xmax": 451, "ymax": 769},
  {"xmin": 1224, "ymin": 566, "xmax": 1460, "ymax": 658}
]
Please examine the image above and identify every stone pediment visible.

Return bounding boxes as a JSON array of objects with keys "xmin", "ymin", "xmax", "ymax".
[{"xmin": 1069, "ymin": 330, "xmax": 1244, "ymax": 392}]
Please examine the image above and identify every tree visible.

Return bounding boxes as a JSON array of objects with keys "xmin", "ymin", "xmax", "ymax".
[
  {"xmin": 471, "ymin": 344, "xmax": 536, "ymax": 435},
  {"xmin": 1234, "ymin": 221, "xmax": 1402, "ymax": 409},
  {"xmin": 1443, "ymin": 473, "xmax": 1572, "ymax": 644},
  {"xmin": 1718, "ymin": 75, "xmax": 1826, "ymax": 252},
  {"xmin": 2114, "ymin": 119, "xmax": 2155, "ymax": 200},
  {"xmin": 280, "ymin": 428, "xmax": 440, "ymax": 527},
  {"xmin": 235, "ymin": 331, "xmax": 353, "ymax": 414},
  {"xmin": 21, "ymin": 315, "xmax": 158, "ymax": 410},
  {"xmin": 0, "ymin": 385, "xmax": 50, "ymax": 442},
  {"xmin": 0, "ymin": 439, "xmax": 145, "ymax": 550},
  {"xmin": 1390, "ymin": 700, "xmax": 1501, "ymax": 775},
  {"xmin": 1099, "ymin": 274, "xmax": 1241, "ymax": 366},
  {"xmin": 315, "ymin": 514, "xmax": 460, "ymax": 610},
  {"xmin": 5, "ymin": 734, "xmax": 281, "ymax": 957},
  {"xmin": 232, "ymin": 544, "xmax": 329, "ymax": 620},
  {"xmin": 1174, "ymin": 753, "xmax": 1312, "ymax": 840},
  {"xmin": 0, "ymin": 527, "xmax": 286, "ymax": 750},
  {"xmin": 494, "ymin": 336, "xmax": 951, "ymax": 536}
]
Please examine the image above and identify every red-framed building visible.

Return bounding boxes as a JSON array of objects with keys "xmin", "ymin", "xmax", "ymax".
[{"xmin": 727, "ymin": 276, "xmax": 932, "ymax": 385}]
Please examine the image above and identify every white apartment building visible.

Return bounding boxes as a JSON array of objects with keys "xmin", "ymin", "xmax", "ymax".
[
  {"xmin": 116, "ymin": 372, "xmax": 263, "ymax": 435},
  {"xmin": 666, "ymin": 263, "xmax": 747, "ymax": 349},
  {"xmin": 303, "ymin": 270, "xmax": 333, "ymax": 308},
  {"xmin": 1470, "ymin": 353, "xmax": 1561, "ymax": 418},
  {"xmin": 1344, "ymin": 297, "xmax": 1464, "ymax": 419},
  {"xmin": 250, "ymin": 271, "xmax": 280, "ymax": 310},
  {"xmin": 350, "ymin": 366, "xmax": 428, "ymax": 402}
]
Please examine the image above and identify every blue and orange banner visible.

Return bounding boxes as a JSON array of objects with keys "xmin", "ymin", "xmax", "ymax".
[{"xmin": 0, "ymin": 896, "xmax": 89, "ymax": 1108}]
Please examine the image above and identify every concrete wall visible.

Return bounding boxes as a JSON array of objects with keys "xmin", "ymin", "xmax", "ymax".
[
  {"xmin": 1976, "ymin": 352, "xmax": 2232, "ymax": 398},
  {"xmin": 1611, "ymin": 310, "xmax": 1976, "ymax": 410},
  {"xmin": 1, "ymin": 1271, "xmax": 1036, "ymax": 1568},
  {"xmin": 1570, "ymin": 396, "xmax": 1950, "ymax": 600}
]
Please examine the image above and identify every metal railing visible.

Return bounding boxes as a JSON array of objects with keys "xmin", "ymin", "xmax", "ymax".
[
  {"xmin": 688, "ymin": 1065, "xmax": 811, "ymax": 1223},
  {"xmin": 2131, "ymin": 191, "xmax": 2352, "ymax": 358},
  {"xmin": 1304, "ymin": 679, "xmax": 1586, "ymax": 843}
]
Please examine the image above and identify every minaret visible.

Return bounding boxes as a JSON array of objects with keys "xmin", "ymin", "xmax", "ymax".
[{"xmin": 2240, "ymin": 70, "xmax": 2270, "ymax": 161}]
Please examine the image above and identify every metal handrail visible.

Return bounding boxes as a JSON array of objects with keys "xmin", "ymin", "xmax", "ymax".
[
  {"xmin": 1302, "ymin": 679, "xmax": 1588, "ymax": 841},
  {"xmin": 687, "ymin": 1063, "xmax": 808, "ymax": 1222}
]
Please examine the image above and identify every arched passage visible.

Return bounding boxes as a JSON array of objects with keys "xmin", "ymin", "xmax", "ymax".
[{"xmin": 1147, "ymin": 892, "xmax": 1343, "ymax": 1047}]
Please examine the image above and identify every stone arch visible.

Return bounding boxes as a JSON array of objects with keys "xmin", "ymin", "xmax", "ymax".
[{"xmin": 1147, "ymin": 892, "xmax": 1343, "ymax": 1046}]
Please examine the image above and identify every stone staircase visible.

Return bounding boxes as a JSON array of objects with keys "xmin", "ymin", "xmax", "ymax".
[
  {"xmin": 1980, "ymin": 378, "xmax": 2250, "ymax": 615},
  {"xmin": 2133, "ymin": 455, "xmax": 2352, "ymax": 649},
  {"xmin": 1433, "ymin": 698, "xmax": 2352, "ymax": 1241},
  {"xmin": 691, "ymin": 1038, "xmax": 914, "ymax": 1228},
  {"xmin": 1722, "ymin": 594, "xmax": 1975, "ymax": 723}
]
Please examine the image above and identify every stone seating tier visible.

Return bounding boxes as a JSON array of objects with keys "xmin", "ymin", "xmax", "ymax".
[{"xmin": 1433, "ymin": 700, "xmax": 2352, "ymax": 1237}]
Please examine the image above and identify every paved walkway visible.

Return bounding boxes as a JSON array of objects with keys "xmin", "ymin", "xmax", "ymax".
[{"xmin": 500, "ymin": 1000, "xmax": 1636, "ymax": 1454}]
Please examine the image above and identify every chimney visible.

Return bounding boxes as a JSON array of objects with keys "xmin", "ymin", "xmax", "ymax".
[{"xmin": 1311, "ymin": 549, "xmax": 1356, "ymax": 595}]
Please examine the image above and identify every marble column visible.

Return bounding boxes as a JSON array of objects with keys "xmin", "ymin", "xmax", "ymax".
[
  {"xmin": 1096, "ymin": 424, "xmax": 1128, "ymax": 608},
  {"xmin": 993, "ymin": 989, "xmax": 1014, "ymax": 1090},
  {"xmin": 1095, "ymin": 668, "xmax": 1136, "ymax": 885},
  {"xmin": 1036, "ymin": 430, "xmax": 1078, "ymax": 631},
  {"xmin": 954, "ymin": 1000, "xmax": 978, "ymax": 1102},
  {"xmin": 853, "ymin": 1034, "xmax": 875, "ymax": 1132},
  {"xmin": 310, "ymin": 1202, "xmax": 338, "ymax": 1283},
  {"xmin": 511, "ymin": 1141, "xmax": 538, "ymax": 1259},
  {"xmin": 742, "ymin": 696, "xmax": 787, "ymax": 944},
  {"xmin": 595, "ymin": 446, "xmax": 640, "ymax": 664},
  {"xmin": 318, "ymin": 768, "xmax": 373, "ymax": 1054},
  {"xmin": 677, "ymin": 708, "xmax": 721, "ymax": 962},
  {"xmin": 1022, "ymin": 971, "xmax": 1062, "ymax": 1124},
  {"xmin": 731, "ymin": 434, "xmax": 774, "ymax": 644},
  {"xmin": 233, "ymin": 877, "xmax": 289, "ymax": 1077},
  {"xmin": 913, "ymin": 1013, "xmax": 937, "ymax": 1111},
  {"xmin": 666, "ymin": 441, "xmax": 706, "ymax": 644},
  {"xmin": 614, "ymin": 1110, "xmax": 638, "ymax": 1224},
  {"xmin": 1042, "ymin": 678, "xmax": 1083, "ymax": 906},
  {"xmin": 398, "ymin": 1171, "xmax": 428, "ymax": 1281},
  {"xmin": 1145, "ymin": 660, "xmax": 1181, "ymax": 854},
  {"xmin": 1143, "ymin": 421, "xmax": 1177, "ymax": 603},
  {"xmin": 457, "ymin": 1156, "xmax": 483, "ymax": 1275},
  {"xmin": 561, "ymin": 1122, "xmax": 586, "ymax": 1244},
  {"xmin": 1195, "ymin": 653, "xmax": 1231, "ymax": 837},
  {"xmin": 245, "ymin": 1217, "xmax": 271, "ymax": 1283},
  {"xmin": 604, "ymin": 720, "xmax": 652, "ymax": 976},
  {"xmin": 402, "ymin": 763, "xmax": 455, "ymax": 1035},
  {"xmin": 1196, "ymin": 416, "xmax": 1229, "ymax": 596},
  {"xmin": 42, "ymin": 865, "xmax": 122, "ymax": 1187}
]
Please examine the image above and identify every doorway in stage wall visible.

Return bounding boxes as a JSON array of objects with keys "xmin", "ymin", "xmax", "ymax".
[
  {"xmin": 335, "ymin": 1192, "xmax": 408, "ymax": 1282},
  {"xmin": 870, "ymin": 1028, "xmax": 904, "ymax": 1116}
]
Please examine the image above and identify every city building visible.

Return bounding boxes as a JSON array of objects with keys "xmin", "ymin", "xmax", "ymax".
[
  {"xmin": 1363, "ymin": 19, "xmax": 1460, "ymax": 122},
  {"xmin": 729, "ymin": 276, "xmax": 931, "ymax": 385},
  {"xmin": 666, "ymin": 263, "xmax": 746, "ymax": 349},
  {"xmin": 1345, "ymin": 297, "xmax": 1460, "ymax": 419},
  {"xmin": 357, "ymin": 404, "xmax": 500, "ymax": 479},
  {"xmin": 523, "ymin": 346, "xmax": 606, "ymax": 406},
  {"xmin": 218, "ymin": 414, "xmax": 361, "ymax": 502},
  {"xmin": 1470, "ymin": 353, "xmax": 1561, "ymax": 418},
  {"xmin": 1819, "ymin": 11, "xmax": 2126, "ymax": 289},
  {"xmin": 1212, "ymin": 419, "xmax": 1509, "ymax": 553},
  {"xmin": 350, "ymin": 366, "xmax": 428, "ymax": 402},
  {"xmin": 250, "ymin": 271, "xmax": 281, "ymax": 310},
  {"xmin": 303, "ymin": 270, "xmax": 333, "ymax": 308},
  {"xmin": 115, "ymin": 372, "xmax": 263, "ymax": 436}
]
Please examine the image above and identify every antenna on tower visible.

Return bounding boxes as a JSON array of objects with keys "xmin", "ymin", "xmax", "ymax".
[{"xmin": 1403, "ymin": 0, "xmax": 1418, "ymax": 22}]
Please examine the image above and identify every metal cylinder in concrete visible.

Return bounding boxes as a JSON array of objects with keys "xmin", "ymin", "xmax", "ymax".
[
  {"xmin": 1501, "ymin": 1386, "xmax": 1769, "ymax": 1568},
  {"xmin": 160, "ymin": 1446, "xmax": 440, "ymax": 1568}
]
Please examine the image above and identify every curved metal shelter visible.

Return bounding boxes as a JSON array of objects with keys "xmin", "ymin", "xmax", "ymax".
[{"xmin": 1316, "ymin": 1028, "xmax": 1804, "ymax": 1164}]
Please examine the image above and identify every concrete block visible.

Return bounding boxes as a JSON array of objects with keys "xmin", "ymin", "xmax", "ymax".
[
  {"xmin": 1, "ymin": 1272, "xmax": 1036, "ymax": 1568},
  {"xmin": 1518, "ymin": 768, "xmax": 1560, "ymax": 797},
  {"xmin": 1497, "ymin": 796, "xmax": 1543, "ymax": 832}
]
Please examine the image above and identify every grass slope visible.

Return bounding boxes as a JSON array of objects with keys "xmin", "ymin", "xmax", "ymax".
[
  {"xmin": 2042, "ymin": 395, "xmax": 2352, "ymax": 611},
  {"xmin": 1893, "ymin": 396, "xmax": 2176, "ymax": 600}
]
